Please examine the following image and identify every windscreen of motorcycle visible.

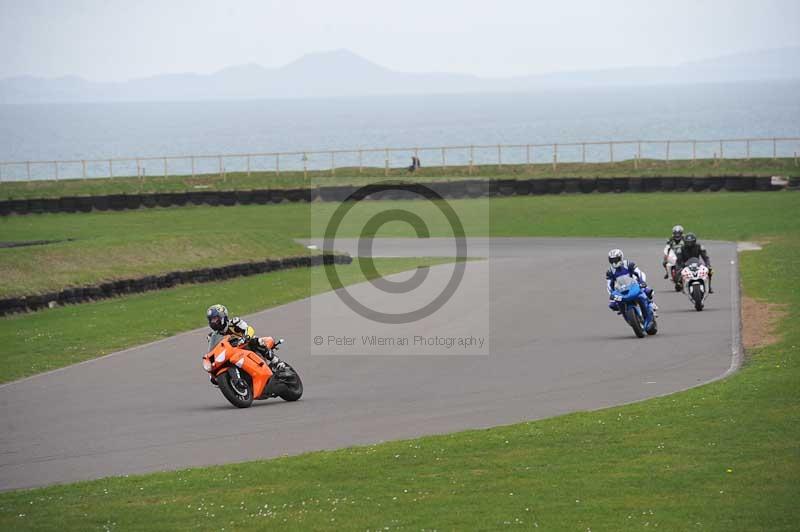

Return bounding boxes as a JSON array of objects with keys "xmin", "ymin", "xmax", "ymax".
[
  {"xmin": 207, "ymin": 331, "xmax": 226, "ymax": 351},
  {"xmin": 615, "ymin": 274, "xmax": 638, "ymax": 292}
]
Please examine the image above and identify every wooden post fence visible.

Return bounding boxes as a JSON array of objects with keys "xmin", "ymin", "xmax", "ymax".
[
  {"xmin": 4, "ymin": 136, "xmax": 798, "ymax": 185},
  {"xmin": 526, "ymin": 144, "xmax": 531, "ymax": 172},
  {"xmin": 553, "ymin": 144, "xmax": 558, "ymax": 171},
  {"xmin": 469, "ymin": 145, "xmax": 474, "ymax": 175}
]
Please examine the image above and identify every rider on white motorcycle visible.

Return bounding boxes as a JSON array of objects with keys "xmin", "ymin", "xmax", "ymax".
[
  {"xmin": 674, "ymin": 233, "xmax": 714, "ymax": 293},
  {"xmin": 662, "ymin": 225, "xmax": 684, "ymax": 279}
]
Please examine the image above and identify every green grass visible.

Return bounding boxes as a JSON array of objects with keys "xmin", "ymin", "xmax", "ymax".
[
  {"xmin": 0, "ymin": 257, "xmax": 454, "ymax": 384},
  {"xmin": 0, "ymin": 207, "xmax": 311, "ymax": 297},
  {"xmin": 1, "ymin": 157, "xmax": 797, "ymax": 199},
  {"xmin": 0, "ymin": 193, "xmax": 798, "ymax": 530},
  {"xmin": 3, "ymin": 191, "xmax": 799, "ymax": 297}
]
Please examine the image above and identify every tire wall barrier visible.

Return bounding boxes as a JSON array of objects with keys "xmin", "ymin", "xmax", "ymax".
[
  {"xmin": 0, "ymin": 176, "xmax": 782, "ymax": 216},
  {"xmin": 0, "ymin": 254, "xmax": 352, "ymax": 316}
]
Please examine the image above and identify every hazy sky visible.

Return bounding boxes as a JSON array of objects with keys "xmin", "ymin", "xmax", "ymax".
[{"xmin": 1, "ymin": 0, "xmax": 799, "ymax": 81}]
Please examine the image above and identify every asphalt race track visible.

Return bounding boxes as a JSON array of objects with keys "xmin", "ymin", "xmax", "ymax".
[{"xmin": 0, "ymin": 238, "xmax": 739, "ymax": 491}]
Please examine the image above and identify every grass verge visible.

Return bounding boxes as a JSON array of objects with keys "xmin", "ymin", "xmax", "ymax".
[
  {"xmin": 0, "ymin": 193, "xmax": 797, "ymax": 530},
  {"xmin": 1, "ymin": 157, "xmax": 797, "ymax": 199}
]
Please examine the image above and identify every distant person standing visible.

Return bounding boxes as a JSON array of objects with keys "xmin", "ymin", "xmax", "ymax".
[{"xmin": 408, "ymin": 155, "xmax": 421, "ymax": 172}]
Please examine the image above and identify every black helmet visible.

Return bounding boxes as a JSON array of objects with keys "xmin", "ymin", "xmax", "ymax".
[
  {"xmin": 684, "ymin": 233, "xmax": 697, "ymax": 246},
  {"xmin": 206, "ymin": 304, "xmax": 229, "ymax": 332},
  {"xmin": 672, "ymin": 225, "xmax": 684, "ymax": 239}
]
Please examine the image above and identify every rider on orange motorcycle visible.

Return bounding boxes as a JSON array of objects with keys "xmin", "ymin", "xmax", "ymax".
[{"xmin": 206, "ymin": 304, "xmax": 285, "ymax": 384}]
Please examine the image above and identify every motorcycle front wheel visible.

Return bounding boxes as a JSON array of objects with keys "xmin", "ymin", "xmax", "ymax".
[
  {"xmin": 691, "ymin": 285, "xmax": 705, "ymax": 311},
  {"xmin": 625, "ymin": 306, "xmax": 646, "ymax": 338},
  {"xmin": 218, "ymin": 369, "xmax": 254, "ymax": 408}
]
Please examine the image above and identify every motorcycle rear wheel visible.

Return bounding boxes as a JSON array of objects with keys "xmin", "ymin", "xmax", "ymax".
[
  {"xmin": 218, "ymin": 370, "xmax": 254, "ymax": 408},
  {"xmin": 278, "ymin": 365, "xmax": 304, "ymax": 402}
]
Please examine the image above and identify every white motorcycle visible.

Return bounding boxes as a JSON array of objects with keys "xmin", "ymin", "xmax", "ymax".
[
  {"xmin": 680, "ymin": 258, "xmax": 710, "ymax": 311},
  {"xmin": 663, "ymin": 245, "xmax": 681, "ymax": 291}
]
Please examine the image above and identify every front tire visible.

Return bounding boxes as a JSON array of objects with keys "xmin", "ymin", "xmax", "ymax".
[
  {"xmin": 691, "ymin": 285, "xmax": 705, "ymax": 311},
  {"xmin": 218, "ymin": 369, "xmax": 254, "ymax": 408},
  {"xmin": 626, "ymin": 306, "xmax": 645, "ymax": 338}
]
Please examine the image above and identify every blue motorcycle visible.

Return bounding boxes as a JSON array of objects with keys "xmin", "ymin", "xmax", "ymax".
[{"xmin": 611, "ymin": 274, "xmax": 658, "ymax": 338}]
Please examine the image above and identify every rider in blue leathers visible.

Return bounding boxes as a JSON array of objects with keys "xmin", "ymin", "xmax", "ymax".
[{"xmin": 606, "ymin": 249, "xmax": 658, "ymax": 315}]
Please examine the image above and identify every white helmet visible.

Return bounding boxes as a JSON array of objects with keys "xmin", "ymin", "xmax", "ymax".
[
  {"xmin": 608, "ymin": 249, "xmax": 624, "ymax": 268},
  {"xmin": 672, "ymin": 225, "xmax": 684, "ymax": 239}
]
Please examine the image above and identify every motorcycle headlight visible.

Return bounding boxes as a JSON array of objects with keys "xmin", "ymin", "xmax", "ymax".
[
  {"xmin": 215, "ymin": 349, "xmax": 226, "ymax": 364},
  {"xmin": 203, "ymin": 359, "xmax": 212, "ymax": 371}
]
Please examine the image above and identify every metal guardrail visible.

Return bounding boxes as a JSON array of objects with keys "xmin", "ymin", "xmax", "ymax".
[{"xmin": 1, "ymin": 136, "xmax": 798, "ymax": 182}]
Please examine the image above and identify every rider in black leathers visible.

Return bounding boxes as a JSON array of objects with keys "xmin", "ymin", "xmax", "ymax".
[{"xmin": 674, "ymin": 233, "xmax": 713, "ymax": 293}]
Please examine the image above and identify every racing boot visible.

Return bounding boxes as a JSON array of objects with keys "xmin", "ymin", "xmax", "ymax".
[
  {"xmin": 254, "ymin": 342, "xmax": 286, "ymax": 372},
  {"xmin": 642, "ymin": 285, "xmax": 658, "ymax": 317},
  {"xmin": 269, "ymin": 354, "xmax": 287, "ymax": 373}
]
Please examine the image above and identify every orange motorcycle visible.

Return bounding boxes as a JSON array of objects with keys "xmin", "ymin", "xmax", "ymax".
[{"xmin": 203, "ymin": 334, "xmax": 303, "ymax": 408}]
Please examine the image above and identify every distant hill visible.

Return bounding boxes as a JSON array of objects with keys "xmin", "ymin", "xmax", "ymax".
[{"xmin": 2, "ymin": 47, "xmax": 798, "ymax": 104}]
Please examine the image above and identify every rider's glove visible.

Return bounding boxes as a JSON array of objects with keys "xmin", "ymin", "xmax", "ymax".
[{"xmin": 230, "ymin": 335, "xmax": 249, "ymax": 347}]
